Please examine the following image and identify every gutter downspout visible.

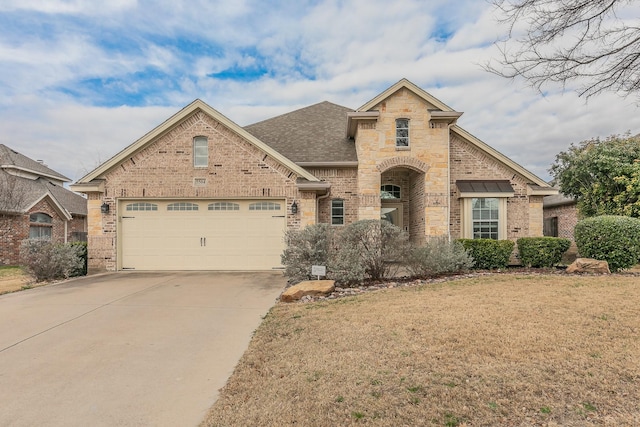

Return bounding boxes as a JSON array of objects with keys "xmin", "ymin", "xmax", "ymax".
[
  {"xmin": 447, "ymin": 125, "xmax": 452, "ymax": 241},
  {"xmin": 316, "ymin": 190, "xmax": 331, "ymax": 224}
]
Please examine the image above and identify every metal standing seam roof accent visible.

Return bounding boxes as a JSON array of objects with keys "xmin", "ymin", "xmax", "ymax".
[{"xmin": 456, "ymin": 180, "xmax": 515, "ymax": 193}]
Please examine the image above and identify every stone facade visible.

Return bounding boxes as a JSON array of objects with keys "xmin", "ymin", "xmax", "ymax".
[
  {"xmin": 75, "ymin": 80, "xmax": 554, "ymax": 272},
  {"xmin": 355, "ymin": 88, "xmax": 449, "ymax": 238}
]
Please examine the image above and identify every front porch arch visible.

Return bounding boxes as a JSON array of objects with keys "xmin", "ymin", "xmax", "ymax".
[{"xmin": 376, "ymin": 157, "xmax": 430, "ymax": 174}]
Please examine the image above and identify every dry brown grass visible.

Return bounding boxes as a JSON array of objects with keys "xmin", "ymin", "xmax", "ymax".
[
  {"xmin": 0, "ymin": 266, "xmax": 34, "ymax": 294},
  {"xmin": 203, "ymin": 273, "xmax": 640, "ymax": 426}
]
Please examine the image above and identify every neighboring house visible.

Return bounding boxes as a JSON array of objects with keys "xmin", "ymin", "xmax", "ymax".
[
  {"xmin": 71, "ymin": 79, "xmax": 557, "ymax": 273},
  {"xmin": 0, "ymin": 145, "xmax": 88, "ymax": 265},
  {"xmin": 543, "ymin": 193, "xmax": 579, "ymax": 241}
]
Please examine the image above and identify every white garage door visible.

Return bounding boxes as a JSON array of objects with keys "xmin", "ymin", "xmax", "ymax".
[{"xmin": 119, "ymin": 199, "xmax": 286, "ymax": 270}]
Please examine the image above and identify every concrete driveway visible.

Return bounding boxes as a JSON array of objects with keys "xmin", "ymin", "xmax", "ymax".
[{"xmin": 0, "ymin": 271, "xmax": 286, "ymax": 427}]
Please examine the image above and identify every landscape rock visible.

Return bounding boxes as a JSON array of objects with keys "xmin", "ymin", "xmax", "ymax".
[
  {"xmin": 281, "ymin": 280, "xmax": 336, "ymax": 302},
  {"xmin": 566, "ymin": 258, "xmax": 611, "ymax": 274}
]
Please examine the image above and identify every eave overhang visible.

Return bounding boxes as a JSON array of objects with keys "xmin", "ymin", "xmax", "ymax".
[
  {"xmin": 296, "ymin": 179, "xmax": 331, "ymax": 195},
  {"xmin": 430, "ymin": 110, "xmax": 463, "ymax": 124},
  {"xmin": 528, "ymin": 185, "xmax": 559, "ymax": 196},
  {"xmin": 296, "ymin": 161, "xmax": 359, "ymax": 168},
  {"xmin": 346, "ymin": 111, "xmax": 379, "ymax": 138},
  {"xmin": 69, "ymin": 180, "xmax": 105, "ymax": 194}
]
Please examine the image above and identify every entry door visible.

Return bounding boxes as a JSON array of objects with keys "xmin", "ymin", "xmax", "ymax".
[{"xmin": 381, "ymin": 203, "xmax": 403, "ymax": 228}]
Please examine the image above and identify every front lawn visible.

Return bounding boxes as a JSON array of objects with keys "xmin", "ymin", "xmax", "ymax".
[
  {"xmin": 0, "ymin": 266, "xmax": 32, "ymax": 294},
  {"xmin": 202, "ymin": 273, "xmax": 640, "ymax": 426}
]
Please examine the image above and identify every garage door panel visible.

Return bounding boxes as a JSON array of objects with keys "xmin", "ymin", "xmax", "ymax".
[{"xmin": 120, "ymin": 200, "xmax": 285, "ymax": 271}]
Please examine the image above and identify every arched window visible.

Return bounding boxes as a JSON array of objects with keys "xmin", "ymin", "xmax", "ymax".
[
  {"xmin": 29, "ymin": 212, "xmax": 52, "ymax": 240},
  {"xmin": 126, "ymin": 202, "xmax": 158, "ymax": 211},
  {"xmin": 167, "ymin": 202, "xmax": 199, "ymax": 211},
  {"xmin": 249, "ymin": 202, "xmax": 281, "ymax": 211},
  {"xmin": 208, "ymin": 202, "xmax": 240, "ymax": 211},
  {"xmin": 380, "ymin": 184, "xmax": 401, "ymax": 199}
]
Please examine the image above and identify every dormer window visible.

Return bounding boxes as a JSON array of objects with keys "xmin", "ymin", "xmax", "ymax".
[{"xmin": 395, "ymin": 119, "xmax": 409, "ymax": 147}]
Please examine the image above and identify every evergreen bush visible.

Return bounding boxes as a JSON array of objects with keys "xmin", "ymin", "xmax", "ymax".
[
  {"xmin": 406, "ymin": 238, "xmax": 473, "ymax": 277},
  {"xmin": 281, "ymin": 223, "xmax": 333, "ymax": 283},
  {"xmin": 20, "ymin": 240, "xmax": 85, "ymax": 282},
  {"xmin": 574, "ymin": 215, "xmax": 640, "ymax": 272},
  {"xmin": 457, "ymin": 239, "xmax": 515, "ymax": 270},
  {"xmin": 517, "ymin": 237, "xmax": 571, "ymax": 268}
]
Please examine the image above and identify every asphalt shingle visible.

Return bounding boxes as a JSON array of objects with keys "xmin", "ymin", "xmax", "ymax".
[{"xmin": 244, "ymin": 101, "xmax": 357, "ymax": 163}]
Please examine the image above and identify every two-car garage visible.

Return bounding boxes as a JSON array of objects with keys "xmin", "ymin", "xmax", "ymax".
[{"xmin": 118, "ymin": 199, "xmax": 286, "ymax": 271}]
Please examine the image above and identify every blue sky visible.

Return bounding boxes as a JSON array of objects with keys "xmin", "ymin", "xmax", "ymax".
[{"xmin": 1, "ymin": 0, "xmax": 639, "ymax": 182}]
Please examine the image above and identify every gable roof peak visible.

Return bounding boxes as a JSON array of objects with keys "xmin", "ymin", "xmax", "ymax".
[{"xmin": 358, "ymin": 78, "xmax": 455, "ymax": 113}]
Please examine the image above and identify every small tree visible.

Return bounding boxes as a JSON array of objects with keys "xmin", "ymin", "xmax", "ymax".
[
  {"xmin": 550, "ymin": 134, "xmax": 640, "ymax": 217},
  {"xmin": 336, "ymin": 220, "xmax": 410, "ymax": 282}
]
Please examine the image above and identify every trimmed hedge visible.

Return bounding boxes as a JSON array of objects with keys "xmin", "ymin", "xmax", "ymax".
[
  {"xmin": 517, "ymin": 237, "xmax": 571, "ymax": 268},
  {"xmin": 457, "ymin": 239, "xmax": 515, "ymax": 270},
  {"xmin": 574, "ymin": 215, "xmax": 640, "ymax": 272}
]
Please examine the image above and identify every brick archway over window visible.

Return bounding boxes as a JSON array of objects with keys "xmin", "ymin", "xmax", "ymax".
[{"xmin": 376, "ymin": 157, "xmax": 430, "ymax": 174}]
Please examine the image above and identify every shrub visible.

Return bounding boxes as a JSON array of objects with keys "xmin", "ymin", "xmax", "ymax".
[
  {"xmin": 335, "ymin": 220, "xmax": 410, "ymax": 282},
  {"xmin": 281, "ymin": 223, "xmax": 333, "ymax": 283},
  {"xmin": 574, "ymin": 215, "xmax": 640, "ymax": 272},
  {"xmin": 20, "ymin": 240, "xmax": 85, "ymax": 282},
  {"xmin": 406, "ymin": 238, "xmax": 474, "ymax": 277},
  {"xmin": 517, "ymin": 237, "xmax": 571, "ymax": 268},
  {"xmin": 457, "ymin": 239, "xmax": 515, "ymax": 270},
  {"xmin": 69, "ymin": 241, "xmax": 88, "ymax": 277}
]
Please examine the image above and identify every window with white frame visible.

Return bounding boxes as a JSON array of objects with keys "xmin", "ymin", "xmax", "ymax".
[
  {"xmin": 461, "ymin": 197, "xmax": 508, "ymax": 240},
  {"xmin": 395, "ymin": 118, "xmax": 409, "ymax": 147},
  {"xmin": 331, "ymin": 199, "xmax": 344, "ymax": 225},
  {"xmin": 29, "ymin": 212, "xmax": 52, "ymax": 240},
  {"xmin": 193, "ymin": 136, "xmax": 208, "ymax": 167},
  {"xmin": 472, "ymin": 198, "xmax": 499, "ymax": 239}
]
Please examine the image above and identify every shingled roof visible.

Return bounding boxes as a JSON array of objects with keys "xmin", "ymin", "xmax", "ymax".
[
  {"xmin": 244, "ymin": 101, "xmax": 357, "ymax": 163},
  {"xmin": 0, "ymin": 144, "xmax": 70, "ymax": 182},
  {"xmin": 0, "ymin": 170, "xmax": 87, "ymax": 216}
]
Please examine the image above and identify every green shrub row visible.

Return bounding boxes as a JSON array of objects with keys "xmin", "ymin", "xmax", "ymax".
[
  {"xmin": 282, "ymin": 222, "xmax": 577, "ymax": 285},
  {"xmin": 457, "ymin": 239, "xmax": 515, "ymax": 270},
  {"xmin": 575, "ymin": 215, "xmax": 640, "ymax": 272},
  {"xmin": 517, "ymin": 237, "xmax": 571, "ymax": 268}
]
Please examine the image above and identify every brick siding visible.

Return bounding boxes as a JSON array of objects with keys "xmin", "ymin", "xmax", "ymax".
[
  {"xmin": 543, "ymin": 203, "xmax": 578, "ymax": 241},
  {"xmin": 87, "ymin": 110, "xmax": 304, "ymax": 272}
]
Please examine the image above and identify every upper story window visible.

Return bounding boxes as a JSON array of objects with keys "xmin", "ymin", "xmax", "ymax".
[
  {"xmin": 193, "ymin": 136, "xmax": 208, "ymax": 167},
  {"xmin": 381, "ymin": 184, "xmax": 401, "ymax": 199},
  {"xmin": 331, "ymin": 199, "xmax": 345, "ymax": 225},
  {"xmin": 395, "ymin": 119, "xmax": 409, "ymax": 147}
]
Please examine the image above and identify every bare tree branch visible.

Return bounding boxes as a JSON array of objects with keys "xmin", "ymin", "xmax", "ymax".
[{"xmin": 486, "ymin": 0, "xmax": 640, "ymax": 100}]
